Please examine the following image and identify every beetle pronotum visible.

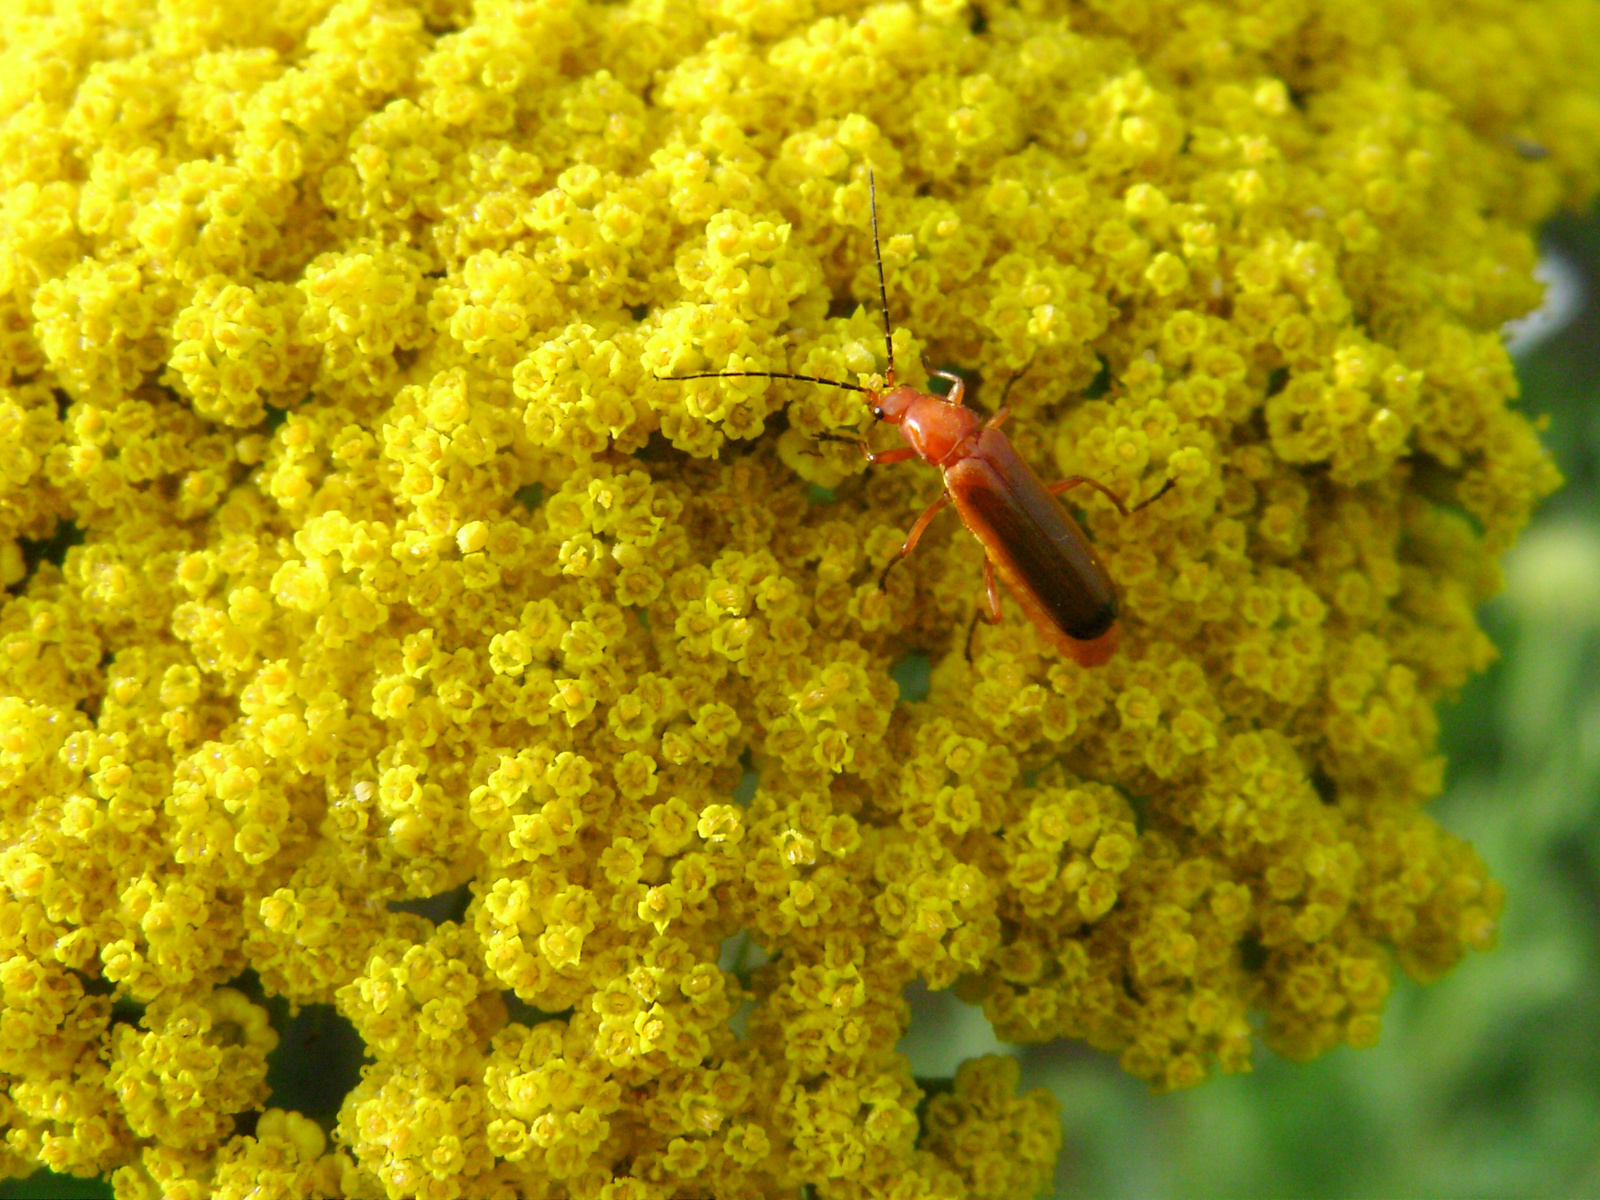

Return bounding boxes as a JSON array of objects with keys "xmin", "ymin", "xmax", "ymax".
[{"xmin": 665, "ymin": 171, "xmax": 1171, "ymax": 667}]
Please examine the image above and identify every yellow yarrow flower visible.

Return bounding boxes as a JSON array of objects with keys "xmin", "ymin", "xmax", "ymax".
[{"xmin": 1, "ymin": 0, "xmax": 1596, "ymax": 1195}]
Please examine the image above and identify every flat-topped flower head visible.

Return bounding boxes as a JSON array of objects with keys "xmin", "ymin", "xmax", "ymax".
[{"xmin": 0, "ymin": 0, "xmax": 1595, "ymax": 1195}]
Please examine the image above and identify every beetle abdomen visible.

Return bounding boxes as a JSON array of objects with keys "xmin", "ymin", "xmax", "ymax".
[{"xmin": 947, "ymin": 430, "xmax": 1119, "ymax": 648}]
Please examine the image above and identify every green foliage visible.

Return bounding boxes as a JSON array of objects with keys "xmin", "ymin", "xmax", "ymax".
[{"xmin": 0, "ymin": 1174, "xmax": 110, "ymax": 1199}]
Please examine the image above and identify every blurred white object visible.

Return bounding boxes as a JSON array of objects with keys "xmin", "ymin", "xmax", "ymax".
[{"xmin": 1503, "ymin": 250, "xmax": 1585, "ymax": 357}]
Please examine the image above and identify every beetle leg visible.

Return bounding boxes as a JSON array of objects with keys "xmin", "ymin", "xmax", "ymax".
[
  {"xmin": 877, "ymin": 492, "xmax": 951, "ymax": 590},
  {"xmin": 985, "ymin": 405, "xmax": 1011, "ymax": 430},
  {"xmin": 929, "ymin": 369, "xmax": 966, "ymax": 407},
  {"xmin": 1048, "ymin": 475, "xmax": 1127, "ymax": 515},
  {"xmin": 1132, "ymin": 477, "xmax": 1176, "ymax": 513},
  {"xmin": 1048, "ymin": 474, "xmax": 1175, "ymax": 516},
  {"xmin": 996, "ymin": 361, "xmax": 1032, "ymax": 408},
  {"xmin": 965, "ymin": 556, "xmax": 1004, "ymax": 661},
  {"xmin": 814, "ymin": 431, "xmax": 918, "ymax": 466},
  {"xmin": 1047, "ymin": 475, "xmax": 1127, "ymax": 516},
  {"xmin": 983, "ymin": 555, "xmax": 1003, "ymax": 623},
  {"xmin": 814, "ymin": 431, "xmax": 928, "ymax": 467}
]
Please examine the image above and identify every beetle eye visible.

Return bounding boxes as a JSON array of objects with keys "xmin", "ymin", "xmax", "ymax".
[{"xmin": 871, "ymin": 406, "xmax": 884, "ymax": 420}]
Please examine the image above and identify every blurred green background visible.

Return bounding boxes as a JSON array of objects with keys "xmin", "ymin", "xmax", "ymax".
[{"xmin": 6, "ymin": 205, "xmax": 1598, "ymax": 1200}]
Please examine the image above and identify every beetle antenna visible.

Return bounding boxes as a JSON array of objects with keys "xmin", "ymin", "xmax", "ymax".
[
  {"xmin": 662, "ymin": 370, "xmax": 869, "ymax": 394},
  {"xmin": 868, "ymin": 170, "xmax": 895, "ymax": 381}
]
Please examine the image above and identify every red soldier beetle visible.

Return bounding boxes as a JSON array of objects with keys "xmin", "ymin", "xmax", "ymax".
[{"xmin": 663, "ymin": 171, "xmax": 1171, "ymax": 667}]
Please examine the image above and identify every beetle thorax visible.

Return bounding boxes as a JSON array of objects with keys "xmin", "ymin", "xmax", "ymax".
[{"xmin": 881, "ymin": 387, "xmax": 981, "ymax": 465}]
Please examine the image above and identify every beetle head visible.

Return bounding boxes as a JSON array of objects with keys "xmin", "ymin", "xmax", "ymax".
[{"xmin": 869, "ymin": 384, "xmax": 923, "ymax": 425}]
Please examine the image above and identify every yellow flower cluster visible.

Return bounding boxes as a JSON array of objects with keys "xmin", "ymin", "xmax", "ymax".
[
  {"xmin": 1, "ymin": 0, "xmax": 1597, "ymax": 1195},
  {"xmin": 919, "ymin": 1057, "xmax": 1060, "ymax": 1200}
]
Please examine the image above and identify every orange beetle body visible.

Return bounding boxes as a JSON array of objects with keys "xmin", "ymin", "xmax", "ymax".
[{"xmin": 869, "ymin": 375, "xmax": 1126, "ymax": 667}]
